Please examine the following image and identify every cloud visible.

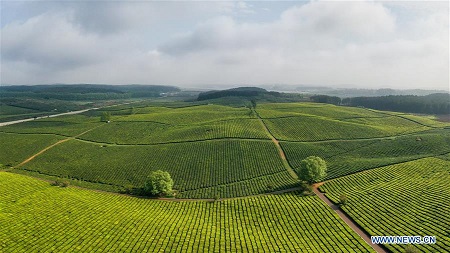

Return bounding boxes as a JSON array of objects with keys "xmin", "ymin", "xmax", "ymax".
[
  {"xmin": 2, "ymin": 12, "xmax": 109, "ymax": 69},
  {"xmin": 155, "ymin": 1, "xmax": 447, "ymax": 89},
  {"xmin": 160, "ymin": 1, "xmax": 397, "ymax": 56},
  {"xmin": 1, "ymin": 1, "xmax": 448, "ymax": 90}
]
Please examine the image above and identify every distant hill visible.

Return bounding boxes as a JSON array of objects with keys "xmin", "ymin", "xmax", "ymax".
[
  {"xmin": 196, "ymin": 87, "xmax": 306, "ymax": 106},
  {"xmin": 197, "ymin": 87, "xmax": 269, "ymax": 101},
  {"xmin": 0, "ymin": 84, "xmax": 180, "ymax": 100}
]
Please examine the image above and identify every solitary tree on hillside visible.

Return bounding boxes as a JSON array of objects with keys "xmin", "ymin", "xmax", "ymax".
[
  {"xmin": 296, "ymin": 156, "xmax": 327, "ymax": 184},
  {"xmin": 144, "ymin": 170, "xmax": 174, "ymax": 196},
  {"xmin": 100, "ymin": 112, "xmax": 111, "ymax": 122},
  {"xmin": 339, "ymin": 194, "xmax": 348, "ymax": 205}
]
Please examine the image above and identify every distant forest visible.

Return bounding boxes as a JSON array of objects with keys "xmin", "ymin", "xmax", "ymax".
[
  {"xmin": 341, "ymin": 93, "xmax": 449, "ymax": 114},
  {"xmin": 310, "ymin": 93, "xmax": 450, "ymax": 115},
  {"xmin": 0, "ymin": 84, "xmax": 180, "ymax": 100},
  {"xmin": 197, "ymin": 87, "xmax": 274, "ymax": 101},
  {"xmin": 196, "ymin": 87, "xmax": 305, "ymax": 105}
]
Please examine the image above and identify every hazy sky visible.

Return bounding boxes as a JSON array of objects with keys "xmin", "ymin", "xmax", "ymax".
[{"xmin": 1, "ymin": 0, "xmax": 449, "ymax": 90}]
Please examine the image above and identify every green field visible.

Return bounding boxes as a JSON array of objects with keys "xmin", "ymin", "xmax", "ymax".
[
  {"xmin": 0, "ymin": 132, "xmax": 64, "ymax": 166},
  {"xmin": 257, "ymin": 103, "xmax": 435, "ymax": 141},
  {"xmin": 119, "ymin": 104, "xmax": 254, "ymax": 124},
  {"xmin": 2, "ymin": 102, "xmax": 448, "ymax": 199},
  {"xmin": 261, "ymin": 114, "xmax": 430, "ymax": 142},
  {"xmin": 319, "ymin": 158, "xmax": 450, "ymax": 253},
  {"xmin": 79, "ymin": 118, "xmax": 268, "ymax": 144},
  {"xmin": 282, "ymin": 129, "xmax": 450, "ymax": 179},
  {"xmin": 258, "ymin": 102, "xmax": 386, "ymax": 119},
  {"xmin": 22, "ymin": 139, "xmax": 293, "ymax": 198},
  {"xmin": 2, "ymin": 100, "xmax": 450, "ymax": 252},
  {"xmin": 0, "ymin": 115, "xmax": 102, "ymax": 137},
  {"xmin": 0, "ymin": 172, "xmax": 374, "ymax": 253}
]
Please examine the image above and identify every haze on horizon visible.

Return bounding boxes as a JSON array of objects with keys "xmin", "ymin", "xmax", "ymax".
[{"xmin": 1, "ymin": 0, "xmax": 449, "ymax": 91}]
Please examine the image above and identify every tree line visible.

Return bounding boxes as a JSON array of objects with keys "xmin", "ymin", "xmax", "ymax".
[
  {"xmin": 342, "ymin": 93, "xmax": 449, "ymax": 114},
  {"xmin": 310, "ymin": 93, "xmax": 449, "ymax": 115}
]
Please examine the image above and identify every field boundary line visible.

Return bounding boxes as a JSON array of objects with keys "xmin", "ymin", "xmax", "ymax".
[
  {"xmin": 177, "ymin": 170, "xmax": 295, "ymax": 193},
  {"xmin": 115, "ymin": 116, "xmax": 260, "ymax": 126},
  {"xmin": 75, "ymin": 136, "xmax": 272, "ymax": 146},
  {"xmin": 277, "ymin": 127, "xmax": 447, "ymax": 144},
  {"xmin": 321, "ymin": 152, "xmax": 450, "ymax": 182},
  {"xmin": 15, "ymin": 124, "xmax": 105, "ymax": 168},
  {"xmin": 312, "ymin": 183, "xmax": 388, "ymax": 253},
  {"xmin": 363, "ymin": 108, "xmax": 444, "ymax": 129},
  {"xmin": 253, "ymin": 108, "xmax": 298, "ymax": 179},
  {"xmin": 2, "ymin": 169, "xmax": 303, "ymax": 202}
]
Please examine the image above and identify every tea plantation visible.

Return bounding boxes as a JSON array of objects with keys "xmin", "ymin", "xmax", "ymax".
[
  {"xmin": 320, "ymin": 157, "xmax": 450, "ymax": 253},
  {"xmin": 1, "ymin": 101, "xmax": 449, "ymax": 252},
  {"xmin": 0, "ymin": 172, "xmax": 374, "ymax": 253}
]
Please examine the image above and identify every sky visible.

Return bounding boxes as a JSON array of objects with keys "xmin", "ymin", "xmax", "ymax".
[{"xmin": 1, "ymin": 0, "xmax": 449, "ymax": 90}]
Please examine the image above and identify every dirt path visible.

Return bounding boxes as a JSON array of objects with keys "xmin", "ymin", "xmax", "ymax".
[
  {"xmin": 253, "ymin": 109, "xmax": 298, "ymax": 179},
  {"xmin": 16, "ymin": 138, "xmax": 72, "ymax": 167},
  {"xmin": 312, "ymin": 183, "xmax": 388, "ymax": 253},
  {"xmin": 15, "ymin": 125, "xmax": 104, "ymax": 168}
]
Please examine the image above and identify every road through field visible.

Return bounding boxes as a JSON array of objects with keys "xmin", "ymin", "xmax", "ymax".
[
  {"xmin": 0, "ymin": 101, "xmax": 136, "ymax": 127},
  {"xmin": 312, "ymin": 183, "xmax": 388, "ymax": 253},
  {"xmin": 0, "ymin": 108, "xmax": 96, "ymax": 127},
  {"xmin": 253, "ymin": 108, "xmax": 298, "ymax": 179}
]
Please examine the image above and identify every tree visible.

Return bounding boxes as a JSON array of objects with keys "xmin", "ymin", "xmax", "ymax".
[
  {"xmin": 339, "ymin": 194, "xmax": 348, "ymax": 205},
  {"xmin": 100, "ymin": 112, "xmax": 111, "ymax": 122},
  {"xmin": 144, "ymin": 170, "xmax": 174, "ymax": 196},
  {"xmin": 296, "ymin": 156, "xmax": 327, "ymax": 184}
]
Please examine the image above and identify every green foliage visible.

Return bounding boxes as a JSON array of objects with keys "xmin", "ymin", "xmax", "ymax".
[
  {"xmin": 50, "ymin": 180, "xmax": 69, "ymax": 187},
  {"xmin": 320, "ymin": 158, "xmax": 450, "ymax": 253},
  {"xmin": 0, "ymin": 132, "xmax": 64, "ymax": 166},
  {"xmin": 0, "ymin": 172, "xmax": 374, "ymax": 252},
  {"xmin": 281, "ymin": 129, "xmax": 450, "ymax": 180},
  {"xmin": 0, "ymin": 84, "xmax": 179, "ymax": 100},
  {"xmin": 197, "ymin": 87, "xmax": 269, "ymax": 101},
  {"xmin": 258, "ymin": 102, "xmax": 385, "ymax": 119},
  {"xmin": 143, "ymin": 170, "xmax": 174, "ymax": 196},
  {"xmin": 339, "ymin": 194, "xmax": 348, "ymax": 205},
  {"xmin": 80, "ymin": 119, "xmax": 268, "ymax": 144},
  {"xmin": 100, "ymin": 112, "xmax": 111, "ymax": 122},
  {"xmin": 0, "ymin": 115, "xmax": 102, "ymax": 136},
  {"xmin": 180, "ymin": 171, "xmax": 298, "ymax": 199},
  {"xmin": 23, "ymin": 139, "xmax": 289, "ymax": 198},
  {"xmin": 310, "ymin": 95, "xmax": 341, "ymax": 105},
  {"xmin": 298, "ymin": 181, "xmax": 314, "ymax": 196},
  {"xmin": 3, "ymin": 101, "xmax": 449, "ymax": 201},
  {"xmin": 119, "ymin": 104, "xmax": 254, "ymax": 124},
  {"xmin": 297, "ymin": 156, "xmax": 327, "ymax": 184},
  {"xmin": 342, "ymin": 93, "xmax": 450, "ymax": 114},
  {"xmin": 263, "ymin": 115, "xmax": 429, "ymax": 142}
]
